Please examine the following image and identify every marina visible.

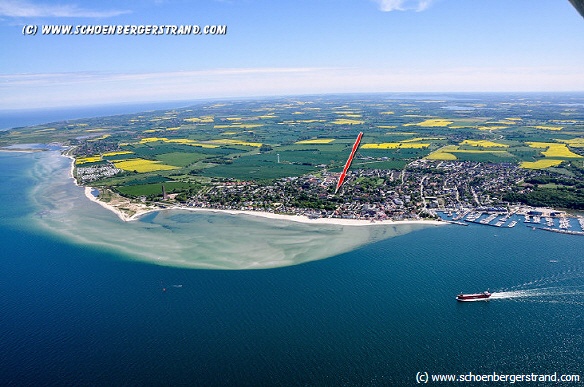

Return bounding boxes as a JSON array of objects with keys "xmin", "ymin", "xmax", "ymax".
[{"xmin": 439, "ymin": 208, "xmax": 584, "ymax": 236}]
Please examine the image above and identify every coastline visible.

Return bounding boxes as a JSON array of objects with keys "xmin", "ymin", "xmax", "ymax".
[
  {"xmin": 66, "ymin": 154, "xmax": 444, "ymax": 227},
  {"xmin": 81, "ymin": 185, "xmax": 445, "ymax": 227}
]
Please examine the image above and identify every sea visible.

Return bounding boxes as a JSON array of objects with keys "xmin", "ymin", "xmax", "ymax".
[
  {"xmin": 0, "ymin": 102, "xmax": 201, "ymax": 131},
  {"xmin": 0, "ymin": 151, "xmax": 583, "ymax": 385}
]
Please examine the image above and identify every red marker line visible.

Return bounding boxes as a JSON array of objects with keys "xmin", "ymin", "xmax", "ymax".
[{"xmin": 335, "ymin": 132, "xmax": 363, "ymax": 193}]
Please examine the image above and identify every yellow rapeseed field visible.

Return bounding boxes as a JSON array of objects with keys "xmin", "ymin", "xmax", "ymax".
[
  {"xmin": 531, "ymin": 125, "xmax": 563, "ymax": 131},
  {"xmin": 295, "ymin": 139, "xmax": 335, "ymax": 144},
  {"xmin": 210, "ymin": 139, "xmax": 263, "ymax": 147},
  {"xmin": 75, "ymin": 156, "xmax": 102, "ymax": 164},
  {"xmin": 331, "ymin": 119, "xmax": 365, "ymax": 125},
  {"xmin": 401, "ymin": 137, "xmax": 444, "ymax": 143},
  {"xmin": 558, "ymin": 138, "xmax": 584, "ymax": 147},
  {"xmin": 138, "ymin": 137, "xmax": 218, "ymax": 148},
  {"xmin": 461, "ymin": 140, "xmax": 509, "ymax": 148},
  {"xmin": 184, "ymin": 116, "xmax": 214, "ymax": 123},
  {"xmin": 426, "ymin": 152, "xmax": 457, "ymax": 160},
  {"xmin": 361, "ymin": 143, "xmax": 430, "ymax": 149},
  {"xmin": 114, "ymin": 158, "xmax": 178, "ymax": 173},
  {"xmin": 404, "ymin": 119, "xmax": 453, "ymax": 127},
  {"xmin": 102, "ymin": 151, "xmax": 134, "ymax": 157},
  {"xmin": 140, "ymin": 137, "xmax": 168, "ymax": 143},
  {"xmin": 88, "ymin": 134, "xmax": 111, "ymax": 142},
  {"xmin": 477, "ymin": 126, "xmax": 508, "ymax": 131},
  {"xmin": 543, "ymin": 145, "xmax": 582, "ymax": 158},
  {"xmin": 296, "ymin": 119, "xmax": 326, "ymax": 123},
  {"xmin": 425, "ymin": 145, "xmax": 459, "ymax": 160},
  {"xmin": 520, "ymin": 160, "xmax": 563, "ymax": 169},
  {"xmin": 451, "ymin": 150, "xmax": 509, "ymax": 154},
  {"xmin": 526, "ymin": 142, "xmax": 582, "ymax": 158},
  {"xmin": 214, "ymin": 124, "xmax": 264, "ymax": 129}
]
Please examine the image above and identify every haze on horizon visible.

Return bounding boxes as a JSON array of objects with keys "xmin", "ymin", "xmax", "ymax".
[{"xmin": 1, "ymin": 0, "xmax": 583, "ymax": 110}]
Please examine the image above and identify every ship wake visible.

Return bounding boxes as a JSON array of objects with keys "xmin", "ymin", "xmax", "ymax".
[{"xmin": 490, "ymin": 286, "xmax": 584, "ymax": 305}]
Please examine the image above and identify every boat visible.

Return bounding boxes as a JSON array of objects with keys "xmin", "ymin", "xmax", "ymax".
[{"xmin": 456, "ymin": 290, "xmax": 491, "ymax": 302}]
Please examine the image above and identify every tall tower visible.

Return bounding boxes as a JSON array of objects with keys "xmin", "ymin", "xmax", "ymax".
[
  {"xmin": 162, "ymin": 185, "xmax": 168, "ymax": 200},
  {"xmin": 277, "ymin": 154, "xmax": 280, "ymax": 163}
]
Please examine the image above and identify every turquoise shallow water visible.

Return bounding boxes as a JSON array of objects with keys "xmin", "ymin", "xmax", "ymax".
[
  {"xmin": 29, "ymin": 151, "xmax": 427, "ymax": 270},
  {"xmin": 0, "ymin": 151, "xmax": 582, "ymax": 385}
]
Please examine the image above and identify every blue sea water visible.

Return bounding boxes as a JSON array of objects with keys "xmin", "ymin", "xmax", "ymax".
[{"xmin": 0, "ymin": 151, "xmax": 583, "ymax": 386}]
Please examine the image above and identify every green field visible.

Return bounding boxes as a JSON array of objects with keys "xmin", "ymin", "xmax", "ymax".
[{"xmin": 1, "ymin": 94, "xmax": 582, "ymax": 199}]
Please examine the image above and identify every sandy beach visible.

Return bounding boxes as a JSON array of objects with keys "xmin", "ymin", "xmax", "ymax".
[{"xmin": 81, "ymin": 185, "xmax": 444, "ymax": 227}]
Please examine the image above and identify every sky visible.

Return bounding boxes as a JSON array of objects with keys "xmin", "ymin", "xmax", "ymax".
[{"xmin": 1, "ymin": 0, "xmax": 583, "ymax": 109}]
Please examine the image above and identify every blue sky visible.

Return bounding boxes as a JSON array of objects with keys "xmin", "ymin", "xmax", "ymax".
[{"xmin": 1, "ymin": 0, "xmax": 583, "ymax": 109}]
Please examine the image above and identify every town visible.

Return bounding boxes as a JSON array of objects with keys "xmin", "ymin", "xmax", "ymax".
[{"xmin": 78, "ymin": 157, "xmax": 584, "ymax": 234}]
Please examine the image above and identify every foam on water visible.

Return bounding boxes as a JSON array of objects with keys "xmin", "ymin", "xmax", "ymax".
[
  {"xmin": 492, "ymin": 286, "xmax": 584, "ymax": 300},
  {"xmin": 27, "ymin": 151, "xmax": 431, "ymax": 270}
]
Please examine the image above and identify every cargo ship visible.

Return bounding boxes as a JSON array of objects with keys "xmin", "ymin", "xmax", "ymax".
[{"xmin": 456, "ymin": 290, "xmax": 491, "ymax": 302}]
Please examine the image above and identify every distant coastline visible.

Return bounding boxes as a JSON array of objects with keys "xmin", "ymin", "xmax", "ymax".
[{"xmin": 0, "ymin": 101, "xmax": 203, "ymax": 131}]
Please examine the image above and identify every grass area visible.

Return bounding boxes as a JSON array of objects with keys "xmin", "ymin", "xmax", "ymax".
[
  {"xmin": 400, "ymin": 137, "xmax": 444, "ymax": 143},
  {"xmin": 449, "ymin": 150, "xmax": 516, "ymax": 162},
  {"xmin": 116, "ymin": 181, "xmax": 200, "ymax": 197},
  {"xmin": 202, "ymin": 157, "xmax": 316, "ymax": 180},
  {"xmin": 154, "ymin": 152, "xmax": 208, "ymax": 167},
  {"xmin": 352, "ymin": 159, "xmax": 407, "ymax": 169}
]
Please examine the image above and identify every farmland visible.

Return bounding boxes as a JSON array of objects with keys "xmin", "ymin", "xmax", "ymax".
[{"xmin": 1, "ymin": 93, "xmax": 583, "ymax": 208}]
